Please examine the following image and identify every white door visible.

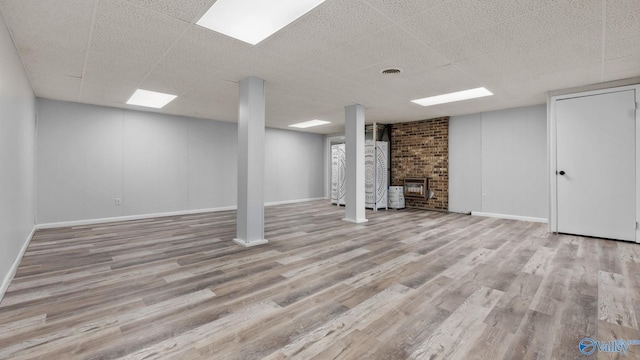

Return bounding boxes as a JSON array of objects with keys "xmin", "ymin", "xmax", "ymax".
[{"xmin": 556, "ymin": 89, "xmax": 636, "ymax": 241}]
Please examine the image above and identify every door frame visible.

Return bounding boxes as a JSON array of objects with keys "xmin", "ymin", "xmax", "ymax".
[{"xmin": 548, "ymin": 84, "xmax": 640, "ymax": 242}]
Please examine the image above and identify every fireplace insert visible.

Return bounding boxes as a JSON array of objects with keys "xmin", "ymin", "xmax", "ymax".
[{"xmin": 403, "ymin": 178, "xmax": 428, "ymax": 199}]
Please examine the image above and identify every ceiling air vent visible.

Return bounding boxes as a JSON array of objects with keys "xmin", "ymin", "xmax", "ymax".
[{"xmin": 381, "ymin": 68, "xmax": 402, "ymax": 75}]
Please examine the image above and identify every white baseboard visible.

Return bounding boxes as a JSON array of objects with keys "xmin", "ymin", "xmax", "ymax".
[
  {"xmin": 265, "ymin": 197, "xmax": 325, "ymax": 207},
  {"xmin": 1, "ymin": 226, "xmax": 36, "ymax": 302},
  {"xmin": 342, "ymin": 218, "xmax": 369, "ymax": 224},
  {"xmin": 471, "ymin": 211, "xmax": 548, "ymax": 224},
  {"xmin": 36, "ymin": 206, "xmax": 237, "ymax": 230},
  {"xmin": 36, "ymin": 198, "xmax": 327, "ymax": 230},
  {"xmin": 233, "ymin": 238, "xmax": 269, "ymax": 247}
]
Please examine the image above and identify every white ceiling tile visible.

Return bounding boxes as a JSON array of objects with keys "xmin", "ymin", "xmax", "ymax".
[
  {"xmin": 30, "ymin": 72, "xmax": 82, "ymax": 102},
  {"xmin": 0, "ymin": 0, "xmax": 93, "ymax": 46},
  {"xmin": 214, "ymin": 49, "xmax": 300, "ymax": 83},
  {"xmin": 338, "ymin": 64, "xmax": 486, "ymax": 119},
  {"xmin": 172, "ymin": 76, "xmax": 239, "ymax": 122},
  {"xmin": 123, "ymin": 0, "xmax": 213, "ymax": 22},
  {"xmin": 604, "ymin": 55, "xmax": 640, "ymax": 82},
  {"xmin": 19, "ymin": 47, "xmax": 87, "ymax": 79},
  {"xmin": 434, "ymin": 0, "xmax": 601, "ymax": 63},
  {"xmin": 265, "ymin": 77, "xmax": 362, "ymax": 129},
  {"xmin": 79, "ymin": 81, "xmax": 139, "ymax": 105},
  {"xmin": 512, "ymin": 0, "xmax": 602, "ymax": 42},
  {"xmin": 401, "ymin": 0, "xmax": 506, "ymax": 46},
  {"xmin": 143, "ymin": 36, "xmax": 263, "ymax": 97},
  {"xmin": 489, "ymin": 62, "xmax": 602, "ymax": 103},
  {"xmin": 90, "ymin": 0, "xmax": 188, "ymax": 61},
  {"xmin": 361, "ymin": 46, "xmax": 450, "ymax": 77},
  {"xmin": 454, "ymin": 21, "xmax": 602, "ymax": 88},
  {"xmin": 80, "ymin": 49, "xmax": 152, "ymax": 104},
  {"xmin": 433, "ymin": 28, "xmax": 510, "ymax": 64},
  {"xmin": 258, "ymin": 0, "xmax": 394, "ymax": 63},
  {"xmin": 606, "ymin": 36, "xmax": 640, "ymax": 60},
  {"xmin": 0, "ymin": 0, "xmax": 93, "ymax": 77},
  {"xmin": 304, "ymin": 26, "xmax": 429, "ymax": 75},
  {"xmin": 82, "ymin": 50, "xmax": 150, "ymax": 86},
  {"xmin": 538, "ymin": 62, "xmax": 603, "ymax": 93},
  {"xmin": 340, "ymin": 47, "xmax": 451, "ymax": 99},
  {"xmin": 267, "ymin": 84, "xmax": 347, "ymax": 120},
  {"xmin": 533, "ymin": 24, "xmax": 603, "ymax": 71},
  {"xmin": 454, "ymin": 51, "xmax": 535, "ymax": 87},
  {"xmin": 183, "ymin": 76, "xmax": 238, "ymax": 100},
  {"xmin": 273, "ymin": 64, "xmax": 359, "ymax": 100},
  {"xmin": 565, "ymin": 0, "xmax": 602, "ymax": 18},
  {"xmin": 479, "ymin": 0, "xmax": 559, "ymax": 21},
  {"xmin": 158, "ymin": 25, "xmax": 253, "ymax": 72},
  {"xmin": 605, "ymin": 0, "xmax": 640, "ymax": 41},
  {"xmin": 361, "ymin": 0, "xmax": 447, "ymax": 24},
  {"xmin": 139, "ymin": 64, "xmax": 206, "ymax": 96}
]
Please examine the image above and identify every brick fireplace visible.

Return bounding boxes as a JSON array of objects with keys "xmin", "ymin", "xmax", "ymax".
[{"xmin": 390, "ymin": 117, "xmax": 448, "ymax": 211}]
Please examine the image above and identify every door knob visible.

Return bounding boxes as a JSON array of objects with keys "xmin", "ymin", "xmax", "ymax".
[{"xmin": 558, "ymin": 170, "xmax": 565, "ymax": 175}]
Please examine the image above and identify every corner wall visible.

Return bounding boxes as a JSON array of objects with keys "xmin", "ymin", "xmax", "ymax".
[
  {"xmin": 449, "ymin": 104, "xmax": 547, "ymax": 220},
  {"xmin": 0, "ymin": 14, "xmax": 36, "ymax": 299}
]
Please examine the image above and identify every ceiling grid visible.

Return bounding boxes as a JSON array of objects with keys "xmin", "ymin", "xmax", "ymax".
[{"xmin": 0, "ymin": 0, "xmax": 637, "ymax": 134}]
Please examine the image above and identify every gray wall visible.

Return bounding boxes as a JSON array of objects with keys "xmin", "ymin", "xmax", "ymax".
[
  {"xmin": 449, "ymin": 104, "xmax": 547, "ymax": 219},
  {"xmin": 448, "ymin": 113, "xmax": 482, "ymax": 214},
  {"xmin": 265, "ymin": 128, "xmax": 324, "ymax": 203},
  {"xmin": 0, "ymin": 15, "xmax": 36, "ymax": 291},
  {"xmin": 36, "ymin": 99, "xmax": 324, "ymax": 224}
]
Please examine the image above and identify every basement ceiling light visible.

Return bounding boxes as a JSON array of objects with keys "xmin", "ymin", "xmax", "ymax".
[
  {"xmin": 289, "ymin": 119, "xmax": 331, "ymax": 128},
  {"xmin": 126, "ymin": 89, "xmax": 177, "ymax": 109},
  {"xmin": 411, "ymin": 87, "xmax": 493, "ymax": 107},
  {"xmin": 196, "ymin": 0, "xmax": 326, "ymax": 45}
]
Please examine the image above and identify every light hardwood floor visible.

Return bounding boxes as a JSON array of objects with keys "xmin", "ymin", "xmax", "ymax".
[{"xmin": 1, "ymin": 200, "xmax": 639, "ymax": 359}]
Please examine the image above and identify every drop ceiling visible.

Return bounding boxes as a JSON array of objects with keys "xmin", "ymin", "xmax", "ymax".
[{"xmin": 0, "ymin": 0, "xmax": 638, "ymax": 134}]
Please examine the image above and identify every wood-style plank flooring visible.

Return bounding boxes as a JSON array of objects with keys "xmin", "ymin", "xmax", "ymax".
[{"xmin": 1, "ymin": 200, "xmax": 640, "ymax": 359}]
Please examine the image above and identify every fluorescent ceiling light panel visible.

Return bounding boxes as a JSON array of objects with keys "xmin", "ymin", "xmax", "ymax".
[
  {"xmin": 196, "ymin": 0, "xmax": 326, "ymax": 45},
  {"xmin": 289, "ymin": 120, "xmax": 330, "ymax": 128},
  {"xmin": 126, "ymin": 89, "xmax": 177, "ymax": 109},
  {"xmin": 411, "ymin": 87, "xmax": 493, "ymax": 107}
]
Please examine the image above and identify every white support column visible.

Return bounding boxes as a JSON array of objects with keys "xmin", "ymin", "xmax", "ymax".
[
  {"xmin": 234, "ymin": 77, "xmax": 268, "ymax": 247},
  {"xmin": 343, "ymin": 104, "xmax": 368, "ymax": 224}
]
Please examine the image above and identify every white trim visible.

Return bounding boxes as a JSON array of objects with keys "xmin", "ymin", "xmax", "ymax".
[
  {"xmin": 1, "ymin": 226, "xmax": 36, "ymax": 301},
  {"xmin": 36, "ymin": 206, "xmax": 237, "ymax": 229},
  {"xmin": 548, "ymin": 94, "xmax": 557, "ymax": 232},
  {"xmin": 35, "ymin": 198, "xmax": 326, "ymax": 230},
  {"xmin": 635, "ymin": 87, "xmax": 640, "ymax": 244},
  {"xmin": 548, "ymin": 77, "xmax": 640, "ymax": 98},
  {"xmin": 264, "ymin": 197, "xmax": 325, "ymax": 207},
  {"xmin": 550, "ymin": 85, "xmax": 638, "ymax": 102},
  {"xmin": 342, "ymin": 218, "xmax": 369, "ymax": 224},
  {"xmin": 233, "ymin": 238, "xmax": 269, "ymax": 247},
  {"xmin": 472, "ymin": 211, "xmax": 548, "ymax": 224}
]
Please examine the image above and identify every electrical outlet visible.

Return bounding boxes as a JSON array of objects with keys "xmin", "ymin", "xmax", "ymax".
[
  {"xmin": 115, "ymin": 198, "xmax": 122, "ymax": 206},
  {"xmin": 482, "ymin": 193, "xmax": 487, "ymax": 200}
]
